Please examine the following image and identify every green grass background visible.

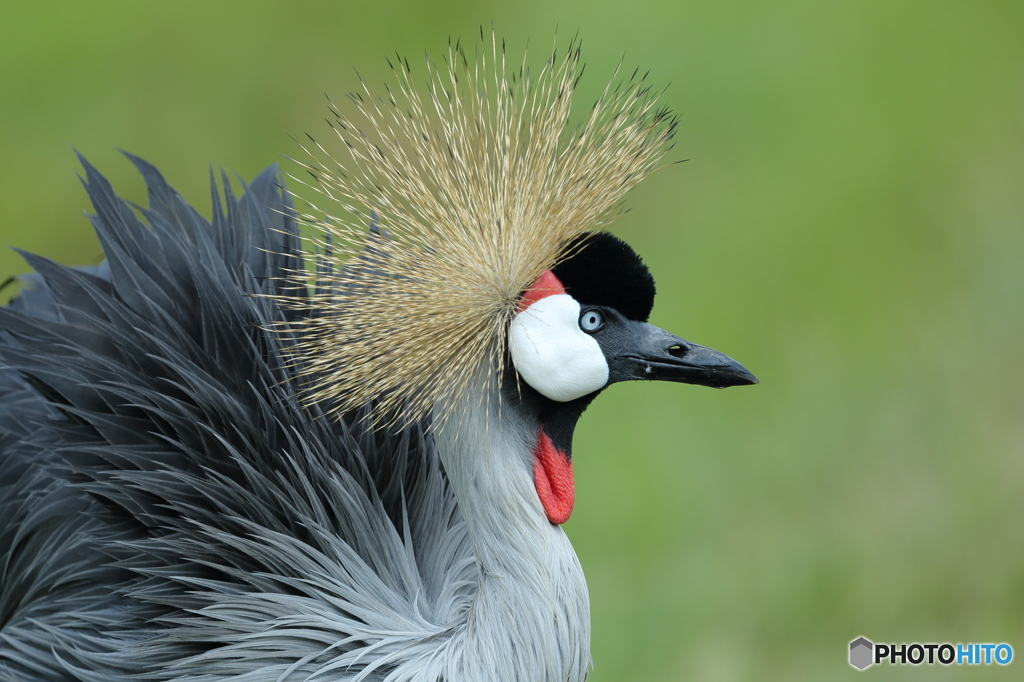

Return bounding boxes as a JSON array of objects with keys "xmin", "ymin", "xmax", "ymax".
[{"xmin": 2, "ymin": 1, "xmax": 1022, "ymax": 679}]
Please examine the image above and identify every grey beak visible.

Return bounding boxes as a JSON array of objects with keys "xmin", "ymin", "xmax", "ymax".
[{"xmin": 605, "ymin": 321, "xmax": 758, "ymax": 389}]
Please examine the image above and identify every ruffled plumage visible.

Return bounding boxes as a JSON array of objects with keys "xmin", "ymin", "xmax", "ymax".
[{"xmin": 0, "ymin": 157, "xmax": 474, "ymax": 680}]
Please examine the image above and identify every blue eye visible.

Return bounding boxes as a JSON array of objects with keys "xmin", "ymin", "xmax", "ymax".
[{"xmin": 579, "ymin": 309, "xmax": 604, "ymax": 333}]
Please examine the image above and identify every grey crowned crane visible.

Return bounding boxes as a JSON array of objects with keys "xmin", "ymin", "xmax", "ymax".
[{"xmin": 0, "ymin": 36, "xmax": 756, "ymax": 681}]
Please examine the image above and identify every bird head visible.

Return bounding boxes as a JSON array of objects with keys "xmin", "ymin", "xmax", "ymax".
[
  {"xmin": 510, "ymin": 231, "xmax": 756, "ymax": 403},
  {"xmin": 270, "ymin": 34, "xmax": 756, "ymax": 522},
  {"xmin": 506, "ymin": 231, "xmax": 756, "ymax": 523}
]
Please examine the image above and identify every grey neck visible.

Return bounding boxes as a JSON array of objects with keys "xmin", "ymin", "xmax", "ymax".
[{"xmin": 434, "ymin": 372, "xmax": 591, "ymax": 682}]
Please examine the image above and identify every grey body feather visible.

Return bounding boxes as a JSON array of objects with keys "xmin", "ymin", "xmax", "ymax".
[{"xmin": 0, "ymin": 157, "xmax": 588, "ymax": 681}]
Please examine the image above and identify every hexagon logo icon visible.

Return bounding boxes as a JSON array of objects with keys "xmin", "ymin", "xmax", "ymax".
[{"xmin": 850, "ymin": 637, "xmax": 874, "ymax": 670}]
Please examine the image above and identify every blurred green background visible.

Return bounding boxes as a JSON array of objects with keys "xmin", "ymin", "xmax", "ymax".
[{"xmin": 2, "ymin": 1, "xmax": 1022, "ymax": 679}]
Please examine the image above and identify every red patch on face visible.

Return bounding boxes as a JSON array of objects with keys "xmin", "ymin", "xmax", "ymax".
[
  {"xmin": 533, "ymin": 428, "xmax": 574, "ymax": 524},
  {"xmin": 517, "ymin": 270, "xmax": 566, "ymax": 313}
]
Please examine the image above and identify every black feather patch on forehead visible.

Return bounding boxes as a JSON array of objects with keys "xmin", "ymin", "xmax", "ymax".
[{"xmin": 552, "ymin": 232, "xmax": 656, "ymax": 322}]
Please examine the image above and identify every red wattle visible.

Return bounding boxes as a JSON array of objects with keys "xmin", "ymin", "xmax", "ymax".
[
  {"xmin": 533, "ymin": 428, "xmax": 574, "ymax": 524},
  {"xmin": 517, "ymin": 270, "xmax": 566, "ymax": 313}
]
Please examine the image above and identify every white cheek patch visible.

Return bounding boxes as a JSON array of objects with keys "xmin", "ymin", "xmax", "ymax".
[{"xmin": 509, "ymin": 294, "xmax": 609, "ymax": 402}]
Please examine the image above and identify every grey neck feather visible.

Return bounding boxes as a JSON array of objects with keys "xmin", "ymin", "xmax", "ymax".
[{"xmin": 434, "ymin": 367, "xmax": 591, "ymax": 682}]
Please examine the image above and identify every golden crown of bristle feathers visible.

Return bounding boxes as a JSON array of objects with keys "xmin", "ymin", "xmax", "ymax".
[{"xmin": 272, "ymin": 31, "xmax": 677, "ymax": 428}]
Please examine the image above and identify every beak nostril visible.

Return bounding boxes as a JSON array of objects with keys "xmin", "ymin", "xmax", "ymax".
[{"xmin": 667, "ymin": 344, "xmax": 689, "ymax": 359}]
